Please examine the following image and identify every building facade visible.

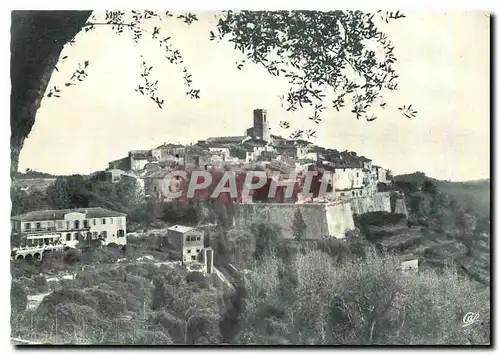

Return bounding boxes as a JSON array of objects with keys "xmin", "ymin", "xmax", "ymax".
[
  {"xmin": 166, "ymin": 225, "xmax": 213, "ymax": 273},
  {"xmin": 151, "ymin": 143, "xmax": 185, "ymax": 163},
  {"xmin": 11, "ymin": 207, "xmax": 127, "ymax": 248}
]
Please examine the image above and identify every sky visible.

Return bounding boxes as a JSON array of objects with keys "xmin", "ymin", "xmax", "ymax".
[{"xmin": 18, "ymin": 10, "xmax": 490, "ymax": 181}]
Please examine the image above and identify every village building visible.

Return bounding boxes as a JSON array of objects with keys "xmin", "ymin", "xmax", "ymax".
[
  {"xmin": 373, "ymin": 165, "xmax": 391, "ymax": 184},
  {"xmin": 305, "ymin": 150, "xmax": 319, "ymax": 162},
  {"xmin": 270, "ymin": 136, "xmax": 313, "ymax": 160},
  {"xmin": 108, "ymin": 150, "xmax": 155, "ymax": 172},
  {"xmin": 239, "ymin": 138, "xmax": 270, "ymax": 162},
  {"xmin": 151, "ymin": 143, "xmax": 185, "ymax": 163},
  {"xmin": 128, "ymin": 150, "xmax": 153, "ymax": 171},
  {"xmin": 397, "ymin": 254, "xmax": 419, "ymax": 272},
  {"xmin": 11, "ymin": 207, "xmax": 127, "ymax": 251},
  {"xmin": 183, "ymin": 145, "xmax": 212, "ymax": 169},
  {"xmin": 166, "ymin": 225, "xmax": 214, "ymax": 274}
]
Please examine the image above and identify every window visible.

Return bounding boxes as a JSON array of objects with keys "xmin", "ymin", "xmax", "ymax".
[
  {"xmin": 360, "ymin": 191, "xmax": 363, "ymax": 196},
  {"xmin": 118, "ymin": 230, "xmax": 125, "ymax": 237},
  {"xmin": 66, "ymin": 233, "xmax": 71, "ymax": 241},
  {"xmin": 196, "ymin": 249, "xmax": 200, "ymax": 253},
  {"xmin": 352, "ymin": 191, "xmax": 356, "ymax": 197},
  {"xmin": 102, "ymin": 231, "xmax": 107, "ymax": 239},
  {"xmin": 102, "ymin": 218, "xmax": 106, "ymax": 225},
  {"xmin": 187, "ymin": 249, "xmax": 191, "ymax": 254},
  {"xmin": 74, "ymin": 220, "xmax": 80, "ymax": 229},
  {"xmin": 25, "ymin": 223, "xmax": 31, "ymax": 230},
  {"xmin": 110, "ymin": 218, "xmax": 113, "ymax": 224},
  {"xmin": 356, "ymin": 173, "xmax": 359, "ymax": 178},
  {"xmin": 36, "ymin": 222, "xmax": 41, "ymax": 230},
  {"xmin": 93, "ymin": 219, "xmax": 97, "ymax": 226},
  {"xmin": 83, "ymin": 220, "xmax": 89, "ymax": 228},
  {"xmin": 92, "ymin": 232, "xmax": 98, "ymax": 239},
  {"xmin": 66, "ymin": 221, "xmax": 70, "ymax": 229},
  {"xmin": 57, "ymin": 221, "xmax": 63, "ymax": 229},
  {"xmin": 197, "ymin": 236, "xmax": 201, "ymax": 241},
  {"xmin": 191, "ymin": 256, "xmax": 197, "ymax": 261}
]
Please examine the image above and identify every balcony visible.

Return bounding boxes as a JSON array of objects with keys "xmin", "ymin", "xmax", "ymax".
[
  {"xmin": 23, "ymin": 227, "xmax": 57, "ymax": 235},
  {"xmin": 24, "ymin": 226, "xmax": 90, "ymax": 236}
]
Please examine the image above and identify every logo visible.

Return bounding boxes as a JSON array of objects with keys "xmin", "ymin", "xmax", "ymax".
[
  {"xmin": 157, "ymin": 170, "xmax": 334, "ymax": 201},
  {"xmin": 462, "ymin": 312, "xmax": 480, "ymax": 327}
]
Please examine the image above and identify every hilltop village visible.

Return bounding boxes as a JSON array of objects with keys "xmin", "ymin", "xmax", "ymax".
[
  {"xmin": 107, "ymin": 109, "xmax": 393, "ymax": 202},
  {"xmin": 10, "ymin": 109, "xmax": 402, "ymax": 268}
]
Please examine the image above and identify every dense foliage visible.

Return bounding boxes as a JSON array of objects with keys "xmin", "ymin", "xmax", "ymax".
[{"xmin": 235, "ymin": 251, "xmax": 489, "ymax": 345}]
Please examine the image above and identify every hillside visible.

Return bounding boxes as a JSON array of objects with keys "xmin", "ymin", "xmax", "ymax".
[
  {"xmin": 394, "ymin": 172, "xmax": 490, "ymax": 219},
  {"xmin": 380, "ymin": 172, "xmax": 492, "ymax": 284}
]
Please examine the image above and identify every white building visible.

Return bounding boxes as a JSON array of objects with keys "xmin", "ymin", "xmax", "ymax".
[
  {"xmin": 165, "ymin": 225, "xmax": 214, "ymax": 274},
  {"xmin": 327, "ymin": 166, "xmax": 366, "ymax": 198},
  {"xmin": 398, "ymin": 255, "xmax": 419, "ymax": 273},
  {"xmin": 373, "ymin": 165, "xmax": 391, "ymax": 184},
  {"xmin": 11, "ymin": 207, "xmax": 127, "ymax": 249}
]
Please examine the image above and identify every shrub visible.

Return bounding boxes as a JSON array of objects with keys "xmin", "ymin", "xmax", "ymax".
[
  {"xmin": 63, "ymin": 249, "xmax": 81, "ymax": 265},
  {"xmin": 186, "ymin": 271, "xmax": 209, "ymax": 289},
  {"xmin": 33, "ymin": 274, "xmax": 49, "ymax": 293},
  {"xmin": 10, "ymin": 280, "xmax": 28, "ymax": 313},
  {"xmin": 88, "ymin": 288, "xmax": 127, "ymax": 319}
]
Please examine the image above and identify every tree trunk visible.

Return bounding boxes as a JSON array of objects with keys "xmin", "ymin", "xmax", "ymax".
[{"xmin": 10, "ymin": 10, "xmax": 92, "ymax": 176}]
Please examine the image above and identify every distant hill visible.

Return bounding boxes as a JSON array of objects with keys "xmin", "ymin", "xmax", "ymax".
[
  {"xmin": 394, "ymin": 172, "xmax": 490, "ymax": 219},
  {"xmin": 389, "ymin": 172, "xmax": 490, "ymax": 285},
  {"xmin": 13, "ymin": 170, "xmax": 60, "ymax": 179}
]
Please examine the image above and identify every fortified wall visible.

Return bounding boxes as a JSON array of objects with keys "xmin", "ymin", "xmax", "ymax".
[
  {"xmin": 233, "ymin": 192, "xmax": 408, "ymax": 239},
  {"xmin": 348, "ymin": 192, "xmax": 391, "ymax": 215},
  {"xmin": 233, "ymin": 200, "xmax": 355, "ymax": 239}
]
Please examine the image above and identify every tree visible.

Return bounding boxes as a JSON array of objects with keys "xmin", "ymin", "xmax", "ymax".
[
  {"xmin": 11, "ymin": 188, "xmax": 50, "ymax": 216},
  {"xmin": 235, "ymin": 251, "xmax": 490, "ymax": 345},
  {"xmin": 11, "ymin": 11, "xmax": 92, "ymax": 175},
  {"xmin": 11, "ymin": 10, "xmax": 415, "ymax": 174},
  {"xmin": 292, "ymin": 208, "xmax": 307, "ymax": 241},
  {"xmin": 46, "ymin": 175, "xmax": 92, "ymax": 209},
  {"xmin": 252, "ymin": 223, "xmax": 281, "ymax": 260}
]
